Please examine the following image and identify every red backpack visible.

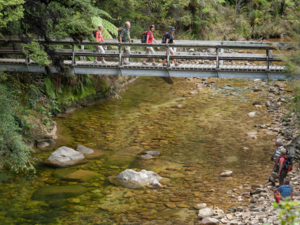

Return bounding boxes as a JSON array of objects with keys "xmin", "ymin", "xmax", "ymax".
[
  {"xmin": 141, "ymin": 31, "xmax": 148, "ymax": 43},
  {"xmin": 282, "ymin": 155, "xmax": 293, "ymax": 172}
]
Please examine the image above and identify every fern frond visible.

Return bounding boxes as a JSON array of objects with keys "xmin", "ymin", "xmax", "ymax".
[{"xmin": 91, "ymin": 16, "xmax": 118, "ymax": 38}]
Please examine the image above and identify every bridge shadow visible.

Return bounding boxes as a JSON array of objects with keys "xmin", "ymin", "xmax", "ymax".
[{"xmin": 160, "ymin": 77, "xmax": 173, "ymax": 84}]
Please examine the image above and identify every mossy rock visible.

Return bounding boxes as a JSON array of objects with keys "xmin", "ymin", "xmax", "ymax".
[
  {"xmin": 106, "ymin": 147, "xmax": 143, "ymax": 166},
  {"xmin": 62, "ymin": 170, "xmax": 101, "ymax": 182},
  {"xmin": 52, "ymin": 168, "xmax": 77, "ymax": 179},
  {"xmin": 31, "ymin": 185, "xmax": 88, "ymax": 201},
  {"xmin": 47, "ymin": 200, "xmax": 68, "ymax": 208}
]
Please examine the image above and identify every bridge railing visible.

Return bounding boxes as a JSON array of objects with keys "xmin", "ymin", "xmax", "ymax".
[{"xmin": 0, "ymin": 37, "xmax": 290, "ymax": 71}]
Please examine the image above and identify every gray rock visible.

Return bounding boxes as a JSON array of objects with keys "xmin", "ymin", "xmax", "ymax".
[
  {"xmin": 201, "ymin": 217, "xmax": 219, "ymax": 224},
  {"xmin": 31, "ymin": 185, "xmax": 88, "ymax": 200},
  {"xmin": 44, "ymin": 146, "xmax": 86, "ymax": 167},
  {"xmin": 250, "ymin": 197, "xmax": 258, "ymax": 203},
  {"xmin": 198, "ymin": 207, "xmax": 213, "ymax": 218},
  {"xmin": 252, "ymin": 100, "xmax": 262, "ymax": 105},
  {"xmin": 141, "ymin": 154, "xmax": 153, "ymax": 159},
  {"xmin": 76, "ymin": 144, "xmax": 93, "ymax": 154},
  {"xmin": 220, "ymin": 170, "xmax": 233, "ymax": 177},
  {"xmin": 144, "ymin": 151, "xmax": 160, "ymax": 156},
  {"xmin": 117, "ymin": 169, "xmax": 162, "ymax": 188}
]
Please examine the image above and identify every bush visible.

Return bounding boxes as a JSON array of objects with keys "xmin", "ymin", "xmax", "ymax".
[{"xmin": 0, "ymin": 84, "xmax": 33, "ymax": 171}]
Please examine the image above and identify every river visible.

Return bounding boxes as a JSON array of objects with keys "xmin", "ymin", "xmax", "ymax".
[{"xmin": 0, "ymin": 74, "xmax": 291, "ymax": 224}]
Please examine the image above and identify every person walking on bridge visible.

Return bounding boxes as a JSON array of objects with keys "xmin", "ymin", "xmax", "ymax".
[
  {"xmin": 94, "ymin": 24, "xmax": 106, "ymax": 64},
  {"xmin": 142, "ymin": 25, "xmax": 157, "ymax": 66},
  {"xmin": 163, "ymin": 27, "xmax": 179, "ymax": 67},
  {"xmin": 119, "ymin": 21, "xmax": 131, "ymax": 65}
]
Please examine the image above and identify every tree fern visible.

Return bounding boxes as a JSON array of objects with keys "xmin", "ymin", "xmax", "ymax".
[
  {"xmin": 44, "ymin": 77, "xmax": 56, "ymax": 99},
  {"xmin": 91, "ymin": 16, "xmax": 118, "ymax": 39}
]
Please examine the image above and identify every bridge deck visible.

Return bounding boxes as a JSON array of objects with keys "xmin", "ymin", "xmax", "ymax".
[{"xmin": 0, "ymin": 58, "xmax": 284, "ymax": 72}]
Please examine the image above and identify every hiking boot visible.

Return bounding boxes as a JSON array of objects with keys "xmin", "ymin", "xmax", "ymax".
[
  {"xmin": 124, "ymin": 61, "xmax": 130, "ymax": 65},
  {"xmin": 94, "ymin": 60, "xmax": 98, "ymax": 63},
  {"xmin": 163, "ymin": 63, "xmax": 167, "ymax": 66},
  {"xmin": 102, "ymin": 60, "xmax": 107, "ymax": 64},
  {"xmin": 175, "ymin": 63, "xmax": 180, "ymax": 67},
  {"xmin": 152, "ymin": 62, "xmax": 157, "ymax": 66},
  {"xmin": 142, "ymin": 61, "xmax": 148, "ymax": 65}
]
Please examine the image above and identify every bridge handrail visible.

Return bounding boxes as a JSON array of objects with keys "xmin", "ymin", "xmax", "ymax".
[
  {"xmin": 0, "ymin": 37, "xmax": 292, "ymax": 49},
  {"xmin": 0, "ymin": 36, "xmax": 290, "ymax": 70}
]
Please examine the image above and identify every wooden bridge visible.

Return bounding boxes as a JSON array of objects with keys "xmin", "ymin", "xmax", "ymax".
[{"xmin": 0, "ymin": 37, "xmax": 292, "ymax": 79}]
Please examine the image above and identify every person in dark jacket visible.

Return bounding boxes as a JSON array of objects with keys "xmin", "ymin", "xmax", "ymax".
[{"xmin": 163, "ymin": 27, "xmax": 179, "ymax": 67}]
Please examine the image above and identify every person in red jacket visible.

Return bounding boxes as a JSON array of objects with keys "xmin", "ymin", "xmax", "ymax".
[
  {"xmin": 94, "ymin": 24, "xmax": 106, "ymax": 64},
  {"xmin": 142, "ymin": 25, "xmax": 157, "ymax": 66}
]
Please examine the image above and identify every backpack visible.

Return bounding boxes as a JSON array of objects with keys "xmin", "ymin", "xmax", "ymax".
[
  {"xmin": 281, "ymin": 155, "xmax": 293, "ymax": 172},
  {"xmin": 161, "ymin": 32, "xmax": 169, "ymax": 43},
  {"xmin": 92, "ymin": 30, "xmax": 100, "ymax": 38},
  {"xmin": 118, "ymin": 27, "xmax": 128, "ymax": 41},
  {"xmin": 141, "ymin": 31, "xmax": 148, "ymax": 43}
]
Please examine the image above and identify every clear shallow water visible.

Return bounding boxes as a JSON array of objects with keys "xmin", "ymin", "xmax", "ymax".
[{"xmin": 0, "ymin": 76, "xmax": 288, "ymax": 224}]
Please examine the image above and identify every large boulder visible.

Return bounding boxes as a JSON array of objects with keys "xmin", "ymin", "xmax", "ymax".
[
  {"xmin": 31, "ymin": 185, "xmax": 88, "ymax": 200},
  {"xmin": 201, "ymin": 217, "xmax": 219, "ymax": 224},
  {"xmin": 44, "ymin": 146, "xmax": 87, "ymax": 167},
  {"xmin": 114, "ymin": 169, "xmax": 162, "ymax": 188},
  {"xmin": 198, "ymin": 207, "xmax": 213, "ymax": 219}
]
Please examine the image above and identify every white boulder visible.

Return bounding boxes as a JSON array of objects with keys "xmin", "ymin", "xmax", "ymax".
[
  {"xmin": 198, "ymin": 207, "xmax": 213, "ymax": 219},
  {"xmin": 117, "ymin": 169, "xmax": 162, "ymax": 188},
  {"xmin": 44, "ymin": 146, "xmax": 86, "ymax": 167},
  {"xmin": 201, "ymin": 217, "xmax": 219, "ymax": 224},
  {"xmin": 220, "ymin": 170, "xmax": 233, "ymax": 177}
]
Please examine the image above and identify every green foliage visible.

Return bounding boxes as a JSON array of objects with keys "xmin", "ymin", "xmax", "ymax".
[
  {"xmin": 0, "ymin": 0, "xmax": 24, "ymax": 28},
  {"xmin": 271, "ymin": 200, "xmax": 300, "ymax": 224},
  {"xmin": 0, "ymin": 84, "xmax": 33, "ymax": 172},
  {"xmin": 22, "ymin": 42, "xmax": 50, "ymax": 67},
  {"xmin": 91, "ymin": 16, "xmax": 118, "ymax": 39}
]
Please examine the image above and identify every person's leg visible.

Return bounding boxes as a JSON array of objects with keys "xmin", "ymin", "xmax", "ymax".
[
  {"xmin": 143, "ymin": 47, "xmax": 150, "ymax": 65},
  {"xmin": 124, "ymin": 46, "xmax": 131, "ymax": 64},
  {"xmin": 98, "ymin": 46, "xmax": 106, "ymax": 63},
  {"xmin": 149, "ymin": 47, "xmax": 155, "ymax": 64},
  {"xmin": 94, "ymin": 46, "xmax": 99, "ymax": 62},
  {"xmin": 279, "ymin": 170, "xmax": 287, "ymax": 186}
]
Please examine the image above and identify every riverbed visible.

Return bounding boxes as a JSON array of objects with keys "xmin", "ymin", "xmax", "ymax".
[{"xmin": 0, "ymin": 76, "xmax": 290, "ymax": 224}]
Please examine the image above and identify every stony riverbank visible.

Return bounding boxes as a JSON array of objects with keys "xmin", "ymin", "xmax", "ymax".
[{"xmin": 196, "ymin": 78, "xmax": 300, "ymax": 224}]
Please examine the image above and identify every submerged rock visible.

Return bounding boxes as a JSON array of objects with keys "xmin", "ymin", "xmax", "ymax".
[
  {"xmin": 106, "ymin": 147, "xmax": 143, "ymax": 166},
  {"xmin": 62, "ymin": 170, "xmax": 100, "ymax": 182},
  {"xmin": 31, "ymin": 185, "xmax": 88, "ymax": 200},
  {"xmin": 76, "ymin": 144, "xmax": 93, "ymax": 154},
  {"xmin": 44, "ymin": 146, "xmax": 87, "ymax": 167}
]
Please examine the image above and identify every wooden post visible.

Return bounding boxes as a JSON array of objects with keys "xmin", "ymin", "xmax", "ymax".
[
  {"xmin": 119, "ymin": 43, "xmax": 122, "ymax": 66},
  {"xmin": 216, "ymin": 47, "xmax": 219, "ymax": 70},
  {"xmin": 220, "ymin": 48, "xmax": 224, "ymax": 65},
  {"xmin": 270, "ymin": 50, "xmax": 273, "ymax": 66},
  {"xmin": 80, "ymin": 45, "xmax": 85, "ymax": 61},
  {"xmin": 266, "ymin": 48, "xmax": 269, "ymax": 71},
  {"xmin": 167, "ymin": 45, "xmax": 170, "ymax": 67},
  {"xmin": 72, "ymin": 44, "xmax": 76, "ymax": 66}
]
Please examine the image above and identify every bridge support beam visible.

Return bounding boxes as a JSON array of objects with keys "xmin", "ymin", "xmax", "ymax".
[{"xmin": 0, "ymin": 63, "xmax": 287, "ymax": 80}]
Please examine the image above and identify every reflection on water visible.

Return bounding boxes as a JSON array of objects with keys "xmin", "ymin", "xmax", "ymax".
[{"xmin": 0, "ymin": 76, "xmax": 289, "ymax": 224}]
